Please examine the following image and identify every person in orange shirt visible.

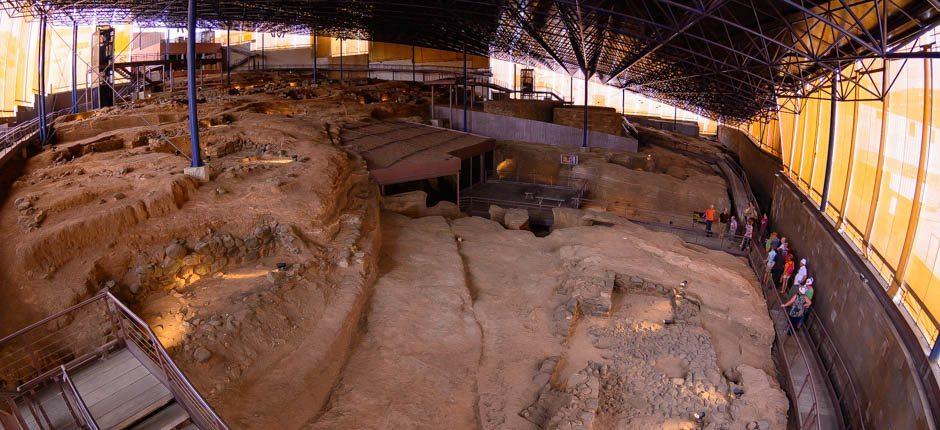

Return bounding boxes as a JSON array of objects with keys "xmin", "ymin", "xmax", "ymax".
[{"xmin": 704, "ymin": 204, "xmax": 717, "ymax": 237}]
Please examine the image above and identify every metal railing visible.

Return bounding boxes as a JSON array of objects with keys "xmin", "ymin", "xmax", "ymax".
[
  {"xmin": 0, "ymin": 292, "xmax": 227, "ymax": 430},
  {"xmin": 747, "ymin": 243, "xmax": 823, "ymax": 430},
  {"xmin": 59, "ymin": 365, "xmax": 99, "ymax": 430}
]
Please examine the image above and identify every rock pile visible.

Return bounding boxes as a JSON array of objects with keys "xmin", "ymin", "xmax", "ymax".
[
  {"xmin": 13, "ymin": 196, "xmax": 45, "ymax": 232},
  {"xmin": 521, "ymin": 360, "xmax": 606, "ymax": 430},
  {"xmin": 133, "ymin": 220, "xmax": 288, "ymax": 294}
]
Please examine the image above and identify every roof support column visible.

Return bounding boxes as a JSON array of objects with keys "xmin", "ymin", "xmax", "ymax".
[
  {"xmin": 261, "ymin": 33, "xmax": 265, "ymax": 70},
  {"xmin": 820, "ymin": 72, "xmax": 838, "ymax": 212},
  {"xmin": 411, "ymin": 44, "xmax": 416, "ymax": 83},
  {"xmin": 38, "ymin": 14, "xmax": 48, "ymax": 143},
  {"xmin": 226, "ymin": 25, "xmax": 231, "ymax": 87},
  {"xmin": 339, "ymin": 37, "xmax": 344, "ymax": 84},
  {"xmin": 463, "ymin": 46, "xmax": 468, "ymax": 133},
  {"xmin": 71, "ymin": 21, "xmax": 79, "ymax": 114},
  {"xmin": 186, "ymin": 0, "xmax": 204, "ymax": 169},
  {"xmin": 313, "ymin": 31, "xmax": 318, "ymax": 84},
  {"xmin": 582, "ymin": 74, "xmax": 588, "ymax": 148}
]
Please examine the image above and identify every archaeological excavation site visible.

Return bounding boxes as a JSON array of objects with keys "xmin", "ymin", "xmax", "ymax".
[{"xmin": 1, "ymin": 1, "xmax": 939, "ymax": 430}]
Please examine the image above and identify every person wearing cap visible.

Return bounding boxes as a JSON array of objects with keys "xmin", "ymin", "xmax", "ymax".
[
  {"xmin": 793, "ymin": 258, "xmax": 808, "ymax": 286},
  {"xmin": 782, "ymin": 285, "xmax": 812, "ymax": 333},
  {"xmin": 788, "ymin": 277, "xmax": 815, "ymax": 301}
]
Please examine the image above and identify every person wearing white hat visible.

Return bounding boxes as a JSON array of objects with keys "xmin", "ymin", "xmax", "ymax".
[{"xmin": 793, "ymin": 258, "xmax": 808, "ymax": 286}]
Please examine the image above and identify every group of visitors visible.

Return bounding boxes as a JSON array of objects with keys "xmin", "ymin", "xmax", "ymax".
[
  {"xmin": 763, "ymin": 226, "xmax": 816, "ymax": 335},
  {"xmin": 702, "ymin": 202, "xmax": 768, "ymax": 251},
  {"xmin": 703, "ymin": 202, "xmax": 816, "ymax": 334}
]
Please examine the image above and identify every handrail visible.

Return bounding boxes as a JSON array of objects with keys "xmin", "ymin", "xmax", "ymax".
[
  {"xmin": 59, "ymin": 366, "xmax": 100, "ymax": 430},
  {"xmin": 747, "ymin": 243, "xmax": 823, "ymax": 430},
  {"xmin": 105, "ymin": 293, "xmax": 228, "ymax": 430},
  {"xmin": 0, "ymin": 292, "xmax": 227, "ymax": 430}
]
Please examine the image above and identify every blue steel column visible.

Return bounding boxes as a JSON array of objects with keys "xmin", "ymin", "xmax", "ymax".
[
  {"xmin": 313, "ymin": 31, "xmax": 318, "ymax": 84},
  {"xmin": 226, "ymin": 25, "xmax": 231, "ymax": 87},
  {"xmin": 462, "ymin": 47, "xmax": 468, "ymax": 132},
  {"xmin": 186, "ymin": 0, "xmax": 203, "ymax": 167},
  {"xmin": 37, "ymin": 14, "xmax": 48, "ymax": 143},
  {"xmin": 71, "ymin": 22, "xmax": 78, "ymax": 114},
  {"xmin": 582, "ymin": 73, "xmax": 588, "ymax": 148}
]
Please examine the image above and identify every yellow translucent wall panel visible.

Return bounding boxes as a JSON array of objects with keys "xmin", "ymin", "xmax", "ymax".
[
  {"xmin": 790, "ymin": 101, "xmax": 808, "ymax": 181},
  {"xmin": 489, "ymin": 58, "xmax": 715, "ymax": 131},
  {"xmin": 0, "ymin": 15, "xmax": 38, "ymax": 117},
  {"xmin": 330, "ymin": 38, "xmax": 369, "ymax": 56},
  {"xmin": 870, "ymin": 58, "xmax": 926, "ymax": 280},
  {"xmin": 810, "ymin": 95, "xmax": 832, "ymax": 201},
  {"xmin": 798, "ymin": 97, "xmax": 821, "ymax": 191},
  {"xmin": 827, "ymin": 88, "xmax": 858, "ymax": 220},
  {"xmin": 843, "ymin": 77, "xmax": 884, "ymax": 248},
  {"xmin": 903, "ymin": 54, "xmax": 940, "ymax": 342}
]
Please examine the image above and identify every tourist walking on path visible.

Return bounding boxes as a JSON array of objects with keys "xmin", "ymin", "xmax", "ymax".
[
  {"xmin": 718, "ymin": 208, "xmax": 730, "ymax": 238},
  {"xmin": 780, "ymin": 254, "xmax": 795, "ymax": 293},
  {"xmin": 759, "ymin": 214, "xmax": 769, "ymax": 238},
  {"xmin": 793, "ymin": 258, "xmax": 808, "ymax": 286},
  {"xmin": 740, "ymin": 220, "xmax": 754, "ymax": 250},
  {"xmin": 765, "ymin": 232, "xmax": 779, "ymax": 252},
  {"xmin": 744, "ymin": 203, "xmax": 758, "ymax": 223},
  {"xmin": 783, "ymin": 286, "xmax": 812, "ymax": 334},
  {"xmin": 704, "ymin": 205, "xmax": 717, "ymax": 237}
]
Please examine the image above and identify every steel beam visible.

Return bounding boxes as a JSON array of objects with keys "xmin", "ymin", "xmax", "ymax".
[
  {"xmin": 313, "ymin": 31, "xmax": 318, "ymax": 84},
  {"xmin": 186, "ymin": 0, "xmax": 203, "ymax": 168}
]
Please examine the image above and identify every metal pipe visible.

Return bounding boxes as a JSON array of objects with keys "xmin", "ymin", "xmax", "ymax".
[
  {"xmin": 37, "ymin": 14, "xmax": 47, "ymax": 143},
  {"xmin": 166, "ymin": 28, "xmax": 173, "ymax": 92},
  {"xmin": 261, "ymin": 33, "xmax": 265, "ymax": 70},
  {"xmin": 582, "ymin": 73, "xmax": 588, "ymax": 148},
  {"xmin": 412, "ymin": 44, "xmax": 416, "ymax": 82},
  {"xmin": 339, "ymin": 37, "xmax": 344, "ymax": 83},
  {"xmin": 463, "ymin": 46, "xmax": 468, "ymax": 132},
  {"xmin": 186, "ymin": 0, "xmax": 203, "ymax": 168},
  {"xmin": 71, "ymin": 22, "xmax": 78, "ymax": 114},
  {"xmin": 430, "ymin": 85, "xmax": 435, "ymax": 120},
  {"xmin": 819, "ymin": 72, "xmax": 838, "ymax": 211}
]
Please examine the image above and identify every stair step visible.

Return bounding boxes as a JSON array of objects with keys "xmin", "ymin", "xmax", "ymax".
[{"xmin": 128, "ymin": 402, "xmax": 190, "ymax": 430}]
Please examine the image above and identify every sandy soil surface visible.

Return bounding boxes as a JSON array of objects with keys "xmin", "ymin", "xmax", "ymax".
[
  {"xmin": 314, "ymin": 206, "xmax": 787, "ymax": 429},
  {"xmin": 494, "ymin": 139, "xmax": 730, "ymax": 224}
]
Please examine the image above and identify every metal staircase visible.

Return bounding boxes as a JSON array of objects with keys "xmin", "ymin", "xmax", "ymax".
[{"xmin": 0, "ymin": 293, "xmax": 226, "ymax": 429}]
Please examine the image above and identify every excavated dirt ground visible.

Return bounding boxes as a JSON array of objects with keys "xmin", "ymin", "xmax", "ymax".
[{"xmin": 0, "ymin": 73, "xmax": 786, "ymax": 429}]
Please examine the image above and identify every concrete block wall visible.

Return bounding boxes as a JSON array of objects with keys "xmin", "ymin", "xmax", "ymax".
[
  {"xmin": 483, "ymin": 99, "xmax": 562, "ymax": 122},
  {"xmin": 553, "ymin": 106, "xmax": 622, "ymax": 136},
  {"xmin": 625, "ymin": 114, "xmax": 699, "ymax": 137}
]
